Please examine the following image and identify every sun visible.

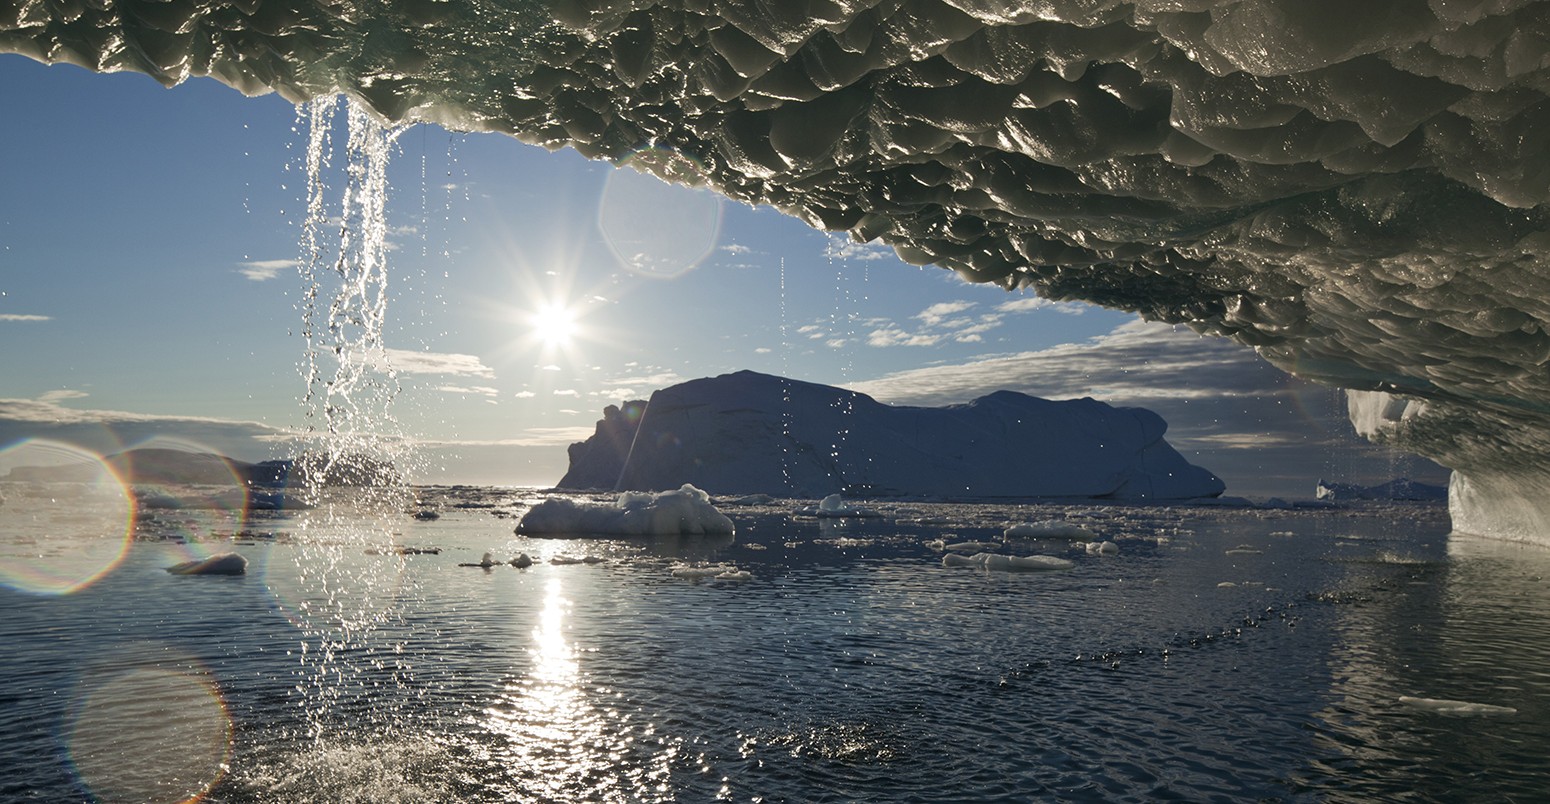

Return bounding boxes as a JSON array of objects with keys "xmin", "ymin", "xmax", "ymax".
[{"xmin": 529, "ymin": 302, "xmax": 579, "ymax": 347}]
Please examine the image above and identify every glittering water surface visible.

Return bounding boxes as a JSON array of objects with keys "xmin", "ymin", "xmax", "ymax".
[{"xmin": 2, "ymin": 489, "xmax": 1547, "ymax": 802}]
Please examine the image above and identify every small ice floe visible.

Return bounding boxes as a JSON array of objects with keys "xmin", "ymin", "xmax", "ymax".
[
  {"xmin": 1217, "ymin": 581, "xmax": 1238, "ymax": 588},
  {"xmin": 726, "ymin": 493, "xmax": 775, "ymax": 506},
  {"xmin": 1398, "ymin": 696, "xmax": 1517, "ymax": 716},
  {"xmin": 165, "ymin": 553, "xmax": 247, "ymax": 576},
  {"xmin": 742, "ymin": 543, "xmax": 767, "ymax": 551},
  {"xmin": 1004, "ymin": 520, "xmax": 1098, "ymax": 541},
  {"xmin": 945, "ymin": 541, "xmax": 1000, "ymax": 552},
  {"xmin": 510, "ymin": 553, "xmax": 534, "ymax": 568},
  {"xmin": 516, "ymin": 484, "xmax": 735, "ymax": 536},
  {"xmin": 669, "ymin": 562, "xmax": 746, "ymax": 580},
  {"xmin": 550, "ymin": 555, "xmax": 603, "ymax": 565},
  {"xmin": 942, "ymin": 552, "xmax": 1073, "ymax": 571},
  {"xmin": 1225, "ymin": 545, "xmax": 1263, "ymax": 555},
  {"xmin": 924, "ymin": 539, "xmax": 947, "ymax": 551},
  {"xmin": 799, "ymin": 494, "xmax": 881, "ymax": 518},
  {"xmin": 818, "ymin": 537, "xmax": 875, "ymax": 548},
  {"xmin": 1084, "ymin": 541, "xmax": 1119, "ymax": 555},
  {"xmin": 458, "ymin": 551, "xmax": 503, "ymax": 568}
]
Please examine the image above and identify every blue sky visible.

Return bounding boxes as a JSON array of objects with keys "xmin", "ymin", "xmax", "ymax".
[{"xmin": 0, "ymin": 54, "xmax": 1445, "ymax": 495}]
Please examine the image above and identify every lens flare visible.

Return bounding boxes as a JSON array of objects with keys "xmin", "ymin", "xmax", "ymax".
[
  {"xmin": 120, "ymin": 437, "xmax": 251, "ymax": 568},
  {"xmin": 0, "ymin": 439, "xmax": 134, "ymax": 595},
  {"xmin": 598, "ymin": 147, "xmax": 722, "ymax": 279},
  {"xmin": 68, "ymin": 666, "xmax": 232, "ymax": 804}
]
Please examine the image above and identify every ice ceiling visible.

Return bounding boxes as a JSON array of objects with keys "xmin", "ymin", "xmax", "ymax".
[{"xmin": 4, "ymin": 0, "xmax": 1550, "ymax": 540}]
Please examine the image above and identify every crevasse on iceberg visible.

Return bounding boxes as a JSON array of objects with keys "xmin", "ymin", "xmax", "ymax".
[{"xmin": 5, "ymin": 1, "xmax": 1550, "ymax": 540}]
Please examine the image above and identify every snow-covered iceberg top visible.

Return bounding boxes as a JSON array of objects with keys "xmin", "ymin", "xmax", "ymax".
[
  {"xmin": 561, "ymin": 371, "xmax": 1224, "ymax": 500},
  {"xmin": 516, "ymin": 484, "xmax": 734, "ymax": 536}
]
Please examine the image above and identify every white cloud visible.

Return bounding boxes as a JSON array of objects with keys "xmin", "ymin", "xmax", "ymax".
[
  {"xmin": 721, "ymin": 244, "xmax": 752, "ymax": 255},
  {"xmin": 385, "ymin": 348, "xmax": 495, "ymax": 378},
  {"xmin": 825, "ymin": 234, "xmax": 895, "ymax": 262},
  {"xmin": 995, "ymin": 296, "xmax": 1088, "ymax": 315},
  {"xmin": 755, "ymin": 347, "xmax": 772, "ymax": 354},
  {"xmin": 916, "ymin": 301, "xmax": 976, "ymax": 326},
  {"xmin": 238, "ymin": 258, "xmax": 299, "ymax": 282},
  {"xmin": 0, "ymin": 397, "xmax": 291, "ymax": 462},
  {"xmin": 553, "ymin": 389, "xmax": 579, "ymax": 397},
  {"xmin": 867, "ymin": 326, "xmax": 942, "ymax": 348},
  {"xmin": 540, "ymin": 364, "xmax": 562, "ymax": 371},
  {"xmin": 852, "ymin": 319, "xmax": 1270, "ymax": 404},
  {"xmin": 37, "ymin": 389, "xmax": 88, "ymax": 404},
  {"xmin": 432, "ymin": 385, "xmax": 500, "ymax": 397},
  {"xmin": 0, "ymin": 313, "xmax": 51, "ymax": 322},
  {"xmin": 513, "ymin": 391, "xmax": 536, "ymax": 399}
]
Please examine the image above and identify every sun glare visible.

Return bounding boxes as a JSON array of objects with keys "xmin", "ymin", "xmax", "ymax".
[{"xmin": 530, "ymin": 302, "xmax": 579, "ymax": 347}]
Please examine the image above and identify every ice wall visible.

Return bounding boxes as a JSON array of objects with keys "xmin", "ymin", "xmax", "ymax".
[{"xmin": 5, "ymin": 1, "xmax": 1550, "ymax": 539}]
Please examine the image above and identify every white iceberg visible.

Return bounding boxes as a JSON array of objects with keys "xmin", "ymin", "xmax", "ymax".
[{"xmin": 516, "ymin": 484, "xmax": 734, "ymax": 536}]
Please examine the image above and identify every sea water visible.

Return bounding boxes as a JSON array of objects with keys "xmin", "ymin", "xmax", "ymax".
[{"xmin": 2, "ymin": 489, "xmax": 1547, "ymax": 802}]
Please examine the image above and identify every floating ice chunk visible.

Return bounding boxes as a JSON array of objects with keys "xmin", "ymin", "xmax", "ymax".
[
  {"xmin": 798, "ymin": 494, "xmax": 881, "ymax": 518},
  {"xmin": 1398, "ymin": 696, "xmax": 1517, "ymax": 716},
  {"xmin": 516, "ymin": 484, "xmax": 734, "ymax": 536},
  {"xmin": 550, "ymin": 555, "xmax": 603, "ymax": 565},
  {"xmin": 510, "ymin": 553, "xmax": 533, "ymax": 568},
  {"xmin": 715, "ymin": 569, "xmax": 752, "ymax": 581},
  {"xmin": 1084, "ymin": 541, "xmax": 1119, "ymax": 555},
  {"xmin": 670, "ymin": 562, "xmax": 741, "ymax": 579},
  {"xmin": 458, "ymin": 551, "xmax": 503, "ymax": 568},
  {"xmin": 1217, "ymin": 581, "xmax": 1238, "ymax": 588},
  {"xmin": 726, "ymin": 494, "xmax": 774, "ymax": 505},
  {"xmin": 945, "ymin": 541, "xmax": 1000, "ymax": 552},
  {"xmin": 1225, "ymin": 546, "xmax": 1263, "ymax": 555},
  {"xmin": 165, "ymin": 553, "xmax": 247, "ymax": 575},
  {"xmin": 924, "ymin": 539, "xmax": 947, "ymax": 551},
  {"xmin": 1005, "ymin": 521, "xmax": 1098, "ymax": 541},
  {"xmin": 942, "ymin": 552, "xmax": 1073, "ymax": 571}
]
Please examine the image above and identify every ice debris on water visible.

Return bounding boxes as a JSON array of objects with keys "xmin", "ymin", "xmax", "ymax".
[
  {"xmin": 945, "ymin": 540, "xmax": 1001, "ymax": 552},
  {"xmin": 942, "ymin": 553, "xmax": 1073, "ymax": 572},
  {"xmin": 1005, "ymin": 521, "xmax": 1098, "ymax": 541},
  {"xmin": 1398, "ymin": 696, "xmax": 1517, "ymax": 716},
  {"xmin": 669, "ymin": 562, "xmax": 748, "ymax": 580},
  {"xmin": 798, "ymin": 494, "xmax": 880, "ymax": 518},
  {"xmin": 1085, "ymin": 541, "xmax": 1119, "ymax": 556},
  {"xmin": 516, "ymin": 484, "xmax": 734, "ymax": 536}
]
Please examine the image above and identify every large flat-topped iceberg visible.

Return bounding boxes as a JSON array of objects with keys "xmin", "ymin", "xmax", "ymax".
[{"xmin": 560, "ymin": 371, "xmax": 1223, "ymax": 500}]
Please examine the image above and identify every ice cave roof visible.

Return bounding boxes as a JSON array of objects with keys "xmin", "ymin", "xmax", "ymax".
[{"xmin": 4, "ymin": 0, "xmax": 1550, "ymax": 472}]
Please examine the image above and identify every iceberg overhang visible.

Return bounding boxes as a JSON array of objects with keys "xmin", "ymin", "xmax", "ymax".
[{"xmin": 7, "ymin": 1, "xmax": 1550, "ymax": 539}]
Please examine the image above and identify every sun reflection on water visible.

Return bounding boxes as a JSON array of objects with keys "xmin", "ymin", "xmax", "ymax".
[{"xmin": 483, "ymin": 576, "xmax": 678, "ymax": 802}]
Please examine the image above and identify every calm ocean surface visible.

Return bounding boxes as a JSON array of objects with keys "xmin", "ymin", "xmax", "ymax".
[{"xmin": 2, "ymin": 487, "xmax": 1547, "ymax": 802}]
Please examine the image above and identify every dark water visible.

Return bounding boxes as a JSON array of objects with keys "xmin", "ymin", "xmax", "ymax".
[{"xmin": 2, "ymin": 488, "xmax": 1546, "ymax": 802}]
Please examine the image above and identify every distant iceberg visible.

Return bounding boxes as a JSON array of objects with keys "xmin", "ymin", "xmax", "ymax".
[
  {"xmin": 559, "ymin": 371, "xmax": 1224, "ymax": 500},
  {"xmin": 516, "ymin": 484, "xmax": 735, "ymax": 536}
]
